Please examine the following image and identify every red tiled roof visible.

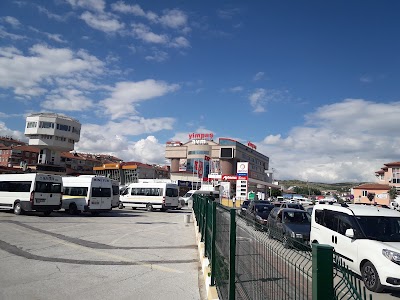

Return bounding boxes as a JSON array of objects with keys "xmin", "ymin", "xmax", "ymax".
[
  {"xmin": 375, "ymin": 170, "xmax": 384, "ymax": 174},
  {"xmin": 384, "ymin": 162, "xmax": 400, "ymax": 167},
  {"xmin": 353, "ymin": 183, "xmax": 391, "ymax": 190},
  {"xmin": 13, "ymin": 145, "xmax": 40, "ymax": 152}
]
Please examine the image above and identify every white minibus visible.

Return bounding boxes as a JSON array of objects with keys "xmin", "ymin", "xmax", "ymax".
[
  {"xmin": 111, "ymin": 179, "xmax": 120, "ymax": 208},
  {"xmin": 0, "ymin": 173, "xmax": 63, "ymax": 216},
  {"xmin": 119, "ymin": 182, "xmax": 179, "ymax": 211},
  {"xmin": 62, "ymin": 175, "xmax": 112, "ymax": 215}
]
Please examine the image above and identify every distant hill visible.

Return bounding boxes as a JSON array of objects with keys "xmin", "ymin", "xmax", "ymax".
[{"xmin": 278, "ymin": 180, "xmax": 366, "ymax": 193}]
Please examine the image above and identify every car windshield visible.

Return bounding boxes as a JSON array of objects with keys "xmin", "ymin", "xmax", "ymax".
[
  {"xmin": 283, "ymin": 211, "xmax": 311, "ymax": 224},
  {"xmin": 184, "ymin": 193, "xmax": 192, "ymax": 197},
  {"xmin": 255, "ymin": 204, "xmax": 273, "ymax": 212},
  {"xmin": 356, "ymin": 216, "xmax": 400, "ymax": 242}
]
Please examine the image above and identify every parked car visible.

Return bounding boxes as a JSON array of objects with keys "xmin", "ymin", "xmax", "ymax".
[
  {"xmin": 310, "ymin": 203, "xmax": 400, "ymax": 293},
  {"xmin": 240, "ymin": 200, "xmax": 250, "ymax": 216},
  {"xmin": 244, "ymin": 201, "xmax": 275, "ymax": 230},
  {"xmin": 267, "ymin": 208, "xmax": 311, "ymax": 248},
  {"xmin": 280, "ymin": 203, "xmax": 305, "ymax": 210},
  {"xmin": 305, "ymin": 205, "xmax": 314, "ymax": 215}
]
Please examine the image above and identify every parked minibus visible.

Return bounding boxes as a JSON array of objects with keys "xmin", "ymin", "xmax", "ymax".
[
  {"xmin": 119, "ymin": 182, "xmax": 179, "ymax": 211},
  {"xmin": 0, "ymin": 173, "xmax": 63, "ymax": 216},
  {"xmin": 61, "ymin": 175, "xmax": 112, "ymax": 215}
]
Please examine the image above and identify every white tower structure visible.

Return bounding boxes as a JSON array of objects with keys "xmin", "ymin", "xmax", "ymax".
[{"xmin": 24, "ymin": 113, "xmax": 81, "ymax": 165}]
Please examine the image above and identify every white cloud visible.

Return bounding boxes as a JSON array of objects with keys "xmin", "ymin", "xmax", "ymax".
[
  {"xmin": 145, "ymin": 50, "xmax": 169, "ymax": 62},
  {"xmin": 258, "ymin": 99, "xmax": 400, "ymax": 183},
  {"xmin": 66, "ymin": 0, "xmax": 105, "ymax": 12},
  {"xmin": 0, "ymin": 44, "xmax": 104, "ymax": 97},
  {"xmin": 131, "ymin": 23, "xmax": 168, "ymax": 44},
  {"xmin": 37, "ymin": 6, "xmax": 71, "ymax": 22},
  {"xmin": 169, "ymin": 36, "xmax": 190, "ymax": 48},
  {"xmin": 0, "ymin": 26, "xmax": 26, "ymax": 40},
  {"xmin": 75, "ymin": 119, "xmax": 176, "ymax": 163},
  {"xmin": 249, "ymin": 88, "xmax": 266, "ymax": 112},
  {"xmin": 111, "ymin": 1, "xmax": 158, "ymax": 22},
  {"xmin": 0, "ymin": 121, "xmax": 26, "ymax": 141},
  {"xmin": 41, "ymin": 88, "xmax": 94, "ymax": 111},
  {"xmin": 1, "ymin": 16, "xmax": 21, "ymax": 27},
  {"xmin": 28, "ymin": 26, "xmax": 66, "ymax": 43},
  {"xmin": 229, "ymin": 86, "xmax": 243, "ymax": 92},
  {"xmin": 159, "ymin": 9, "xmax": 188, "ymax": 29},
  {"xmin": 80, "ymin": 12, "xmax": 124, "ymax": 33},
  {"xmin": 100, "ymin": 79, "xmax": 180, "ymax": 119},
  {"xmin": 253, "ymin": 71, "xmax": 264, "ymax": 81}
]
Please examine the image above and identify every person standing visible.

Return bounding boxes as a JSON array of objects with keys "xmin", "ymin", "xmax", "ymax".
[{"xmin": 232, "ymin": 195, "xmax": 236, "ymax": 208}]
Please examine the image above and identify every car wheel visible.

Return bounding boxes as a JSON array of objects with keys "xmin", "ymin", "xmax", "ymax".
[
  {"xmin": 362, "ymin": 261, "xmax": 384, "ymax": 293},
  {"xmin": 13, "ymin": 202, "xmax": 23, "ymax": 215},
  {"xmin": 146, "ymin": 204, "xmax": 154, "ymax": 212},
  {"xmin": 69, "ymin": 203, "xmax": 78, "ymax": 215},
  {"xmin": 118, "ymin": 203, "xmax": 124, "ymax": 209},
  {"xmin": 131, "ymin": 207, "xmax": 136, "ymax": 210}
]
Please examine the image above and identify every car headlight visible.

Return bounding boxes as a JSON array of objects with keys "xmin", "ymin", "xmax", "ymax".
[
  {"xmin": 382, "ymin": 249, "xmax": 400, "ymax": 265},
  {"xmin": 290, "ymin": 232, "xmax": 303, "ymax": 238}
]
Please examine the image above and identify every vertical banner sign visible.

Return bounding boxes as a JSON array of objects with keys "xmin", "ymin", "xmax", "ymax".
[
  {"xmin": 198, "ymin": 161, "xmax": 203, "ymax": 178},
  {"xmin": 179, "ymin": 159, "xmax": 187, "ymax": 171}
]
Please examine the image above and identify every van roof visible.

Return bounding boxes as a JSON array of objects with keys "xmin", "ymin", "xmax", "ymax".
[{"xmin": 314, "ymin": 203, "xmax": 400, "ymax": 217}]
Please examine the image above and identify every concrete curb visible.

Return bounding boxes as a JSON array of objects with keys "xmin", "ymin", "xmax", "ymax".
[{"xmin": 192, "ymin": 212, "xmax": 219, "ymax": 300}]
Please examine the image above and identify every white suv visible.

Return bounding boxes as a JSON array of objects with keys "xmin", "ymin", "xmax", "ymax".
[{"xmin": 310, "ymin": 203, "xmax": 400, "ymax": 292}]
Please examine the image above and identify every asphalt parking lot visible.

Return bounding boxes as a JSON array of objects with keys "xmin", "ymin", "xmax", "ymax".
[{"xmin": 0, "ymin": 207, "xmax": 206, "ymax": 300}]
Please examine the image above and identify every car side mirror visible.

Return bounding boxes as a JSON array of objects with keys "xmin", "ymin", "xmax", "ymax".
[{"xmin": 345, "ymin": 228, "xmax": 355, "ymax": 238}]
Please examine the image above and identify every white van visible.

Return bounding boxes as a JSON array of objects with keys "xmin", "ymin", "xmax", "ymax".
[
  {"xmin": 180, "ymin": 189, "xmax": 220, "ymax": 205},
  {"xmin": 310, "ymin": 203, "xmax": 400, "ymax": 292},
  {"xmin": 119, "ymin": 182, "xmax": 179, "ymax": 211},
  {"xmin": 62, "ymin": 175, "xmax": 112, "ymax": 215},
  {"xmin": 0, "ymin": 173, "xmax": 63, "ymax": 216},
  {"xmin": 111, "ymin": 179, "xmax": 120, "ymax": 208}
]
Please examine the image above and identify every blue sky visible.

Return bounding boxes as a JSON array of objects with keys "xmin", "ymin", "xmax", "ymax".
[{"xmin": 1, "ymin": 0, "xmax": 400, "ymax": 183}]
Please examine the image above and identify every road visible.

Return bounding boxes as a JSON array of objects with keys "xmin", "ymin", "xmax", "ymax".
[{"xmin": 0, "ymin": 207, "xmax": 206, "ymax": 300}]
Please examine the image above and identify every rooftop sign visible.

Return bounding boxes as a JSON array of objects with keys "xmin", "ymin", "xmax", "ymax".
[
  {"xmin": 247, "ymin": 141, "xmax": 257, "ymax": 150},
  {"xmin": 189, "ymin": 133, "xmax": 214, "ymax": 140}
]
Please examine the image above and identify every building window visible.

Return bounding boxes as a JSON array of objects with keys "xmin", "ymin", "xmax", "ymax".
[
  {"xmin": 26, "ymin": 122, "xmax": 37, "ymax": 128},
  {"xmin": 362, "ymin": 190, "xmax": 368, "ymax": 197},
  {"xmin": 39, "ymin": 122, "xmax": 54, "ymax": 128},
  {"xmin": 392, "ymin": 168, "xmax": 400, "ymax": 183},
  {"xmin": 56, "ymin": 124, "xmax": 70, "ymax": 131},
  {"xmin": 188, "ymin": 150, "xmax": 210, "ymax": 155}
]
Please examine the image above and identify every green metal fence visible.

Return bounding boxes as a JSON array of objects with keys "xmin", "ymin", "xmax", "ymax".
[{"xmin": 192, "ymin": 196, "xmax": 372, "ymax": 300}]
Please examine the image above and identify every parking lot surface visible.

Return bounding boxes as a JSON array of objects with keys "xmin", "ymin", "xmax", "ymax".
[{"xmin": 0, "ymin": 207, "xmax": 206, "ymax": 300}]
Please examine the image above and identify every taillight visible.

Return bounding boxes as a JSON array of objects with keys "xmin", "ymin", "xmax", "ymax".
[
  {"xmin": 30, "ymin": 191, "xmax": 34, "ymax": 203},
  {"xmin": 163, "ymin": 196, "xmax": 165, "ymax": 204}
]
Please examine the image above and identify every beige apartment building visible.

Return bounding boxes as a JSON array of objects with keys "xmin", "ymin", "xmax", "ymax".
[{"xmin": 165, "ymin": 134, "xmax": 275, "ymax": 199}]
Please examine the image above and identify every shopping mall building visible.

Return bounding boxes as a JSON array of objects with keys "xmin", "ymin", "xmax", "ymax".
[{"xmin": 165, "ymin": 133, "xmax": 276, "ymax": 200}]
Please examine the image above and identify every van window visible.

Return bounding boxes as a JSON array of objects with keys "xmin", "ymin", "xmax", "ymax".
[
  {"xmin": 0, "ymin": 181, "xmax": 31, "ymax": 192},
  {"xmin": 64, "ymin": 187, "xmax": 88, "ymax": 196},
  {"xmin": 36, "ymin": 181, "xmax": 62, "ymax": 193},
  {"xmin": 112, "ymin": 185, "xmax": 119, "ymax": 196},
  {"xmin": 92, "ymin": 187, "xmax": 111, "ymax": 197},
  {"xmin": 166, "ymin": 188, "xmax": 178, "ymax": 197}
]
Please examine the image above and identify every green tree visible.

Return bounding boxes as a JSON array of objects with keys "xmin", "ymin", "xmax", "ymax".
[
  {"xmin": 389, "ymin": 187, "xmax": 397, "ymax": 200},
  {"xmin": 270, "ymin": 188, "xmax": 282, "ymax": 197}
]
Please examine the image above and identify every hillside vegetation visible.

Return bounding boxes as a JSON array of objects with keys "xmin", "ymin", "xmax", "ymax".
[{"xmin": 279, "ymin": 180, "xmax": 365, "ymax": 193}]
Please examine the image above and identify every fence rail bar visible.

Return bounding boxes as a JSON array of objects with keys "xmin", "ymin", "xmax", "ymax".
[
  {"xmin": 211, "ymin": 201, "xmax": 217, "ymax": 286},
  {"xmin": 229, "ymin": 209, "xmax": 236, "ymax": 300}
]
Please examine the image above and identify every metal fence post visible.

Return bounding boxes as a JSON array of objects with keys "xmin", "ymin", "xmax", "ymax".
[
  {"xmin": 210, "ymin": 201, "xmax": 217, "ymax": 286},
  {"xmin": 229, "ymin": 208, "xmax": 236, "ymax": 300},
  {"xmin": 312, "ymin": 243, "xmax": 334, "ymax": 300}
]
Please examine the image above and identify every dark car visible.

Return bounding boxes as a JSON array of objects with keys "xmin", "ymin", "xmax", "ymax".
[
  {"xmin": 267, "ymin": 208, "xmax": 311, "ymax": 248},
  {"xmin": 305, "ymin": 205, "xmax": 314, "ymax": 215},
  {"xmin": 240, "ymin": 200, "xmax": 250, "ymax": 216},
  {"xmin": 280, "ymin": 203, "xmax": 305, "ymax": 211},
  {"xmin": 244, "ymin": 201, "xmax": 275, "ymax": 230}
]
